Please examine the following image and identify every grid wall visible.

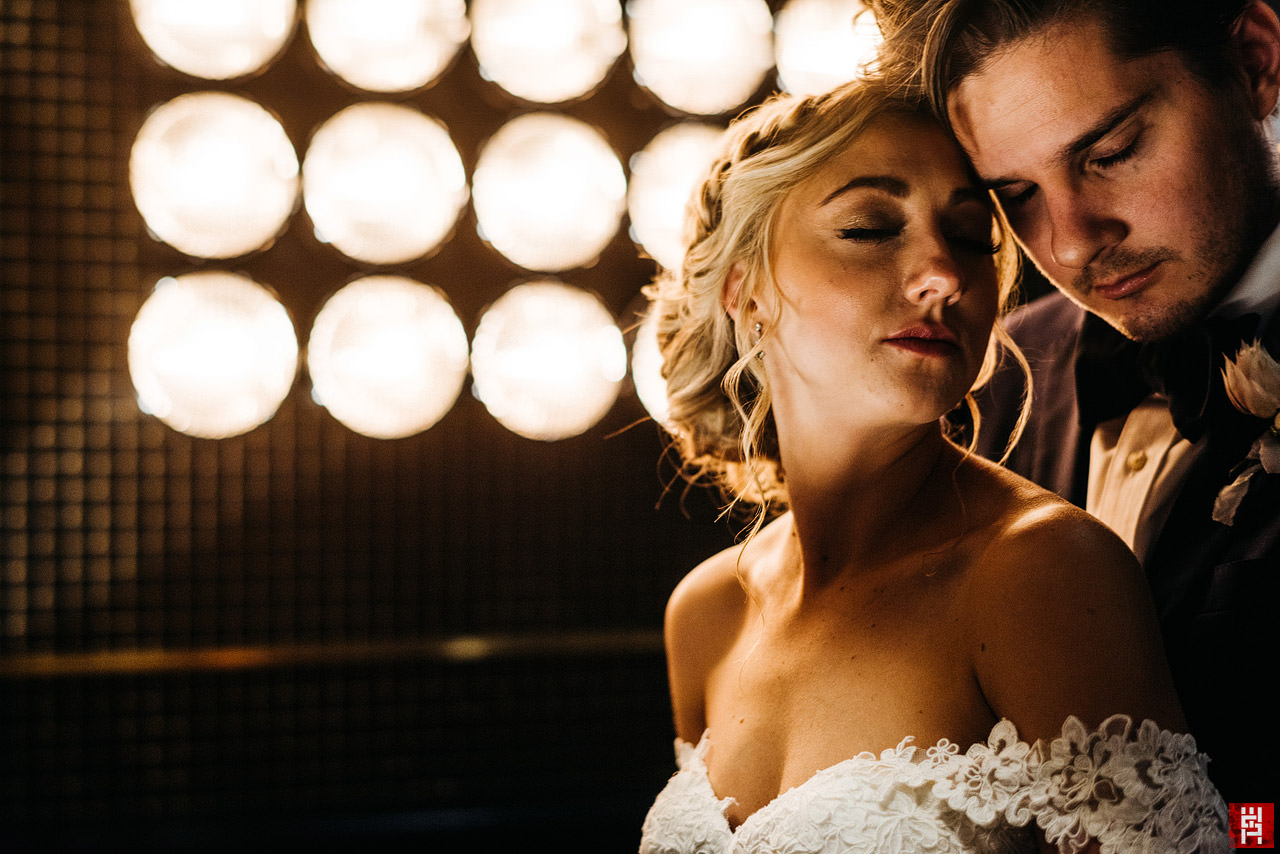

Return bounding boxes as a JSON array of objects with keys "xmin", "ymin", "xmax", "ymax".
[{"xmin": 0, "ymin": 1, "xmax": 742, "ymax": 847}]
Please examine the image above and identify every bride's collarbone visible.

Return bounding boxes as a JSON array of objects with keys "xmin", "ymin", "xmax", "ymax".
[
  {"xmin": 699, "ymin": 591, "xmax": 991, "ymax": 810},
  {"xmin": 735, "ymin": 560, "xmax": 972, "ymax": 655}
]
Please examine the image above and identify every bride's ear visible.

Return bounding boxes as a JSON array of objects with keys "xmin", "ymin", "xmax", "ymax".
[{"xmin": 722, "ymin": 262, "xmax": 749, "ymax": 322}]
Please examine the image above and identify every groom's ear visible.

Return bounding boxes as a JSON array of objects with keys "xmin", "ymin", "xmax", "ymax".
[{"xmin": 1234, "ymin": 0, "xmax": 1280, "ymax": 120}]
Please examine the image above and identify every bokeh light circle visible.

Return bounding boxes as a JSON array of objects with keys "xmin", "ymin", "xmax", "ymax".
[
  {"xmin": 130, "ymin": 92, "xmax": 299, "ymax": 259},
  {"xmin": 307, "ymin": 276, "xmax": 469, "ymax": 439},
  {"xmin": 305, "ymin": 0, "xmax": 470, "ymax": 93},
  {"xmin": 470, "ymin": 0, "xmax": 627, "ymax": 103},
  {"xmin": 130, "ymin": 0, "xmax": 297, "ymax": 80},
  {"xmin": 631, "ymin": 307, "xmax": 672, "ymax": 429},
  {"xmin": 302, "ymin": 102, "xmax": 469, "ymax": 265},
  {"xmin": 128, "ymin": 272, "xmax": 298, "ymax": 439},
  {"xmin": 774, "ymin": 0, "xmax": 882, "ymax": 94},
  {"xmin": 628, "ymin": 0, "xmax": 774, "ymax": 115},
  {"xmin": 627, "ymin": 122, "xmax": 725, "ymax": 270},
  {"xmin": 472, "ymin": 113, "xmax": 626, "ymax": 271},
  {"xmin": 470, "ymin": 281, "xmax": 626, "ymax": 440}
]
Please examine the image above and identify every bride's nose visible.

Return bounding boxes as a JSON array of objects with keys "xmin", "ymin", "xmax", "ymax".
[{"xmin": 906, "ymin": 246, "xmax": 962, "ymax": 306}]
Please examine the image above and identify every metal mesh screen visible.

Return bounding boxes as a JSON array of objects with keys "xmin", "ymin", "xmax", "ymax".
[{"xmin": 0, "ymin": 1, "xmax": 743, "ymax": 847}]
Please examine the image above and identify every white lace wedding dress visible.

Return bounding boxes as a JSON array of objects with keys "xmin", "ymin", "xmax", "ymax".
[{"xmin": 639, "ymin": 715, "xmax": 1230, "ymax": 854}]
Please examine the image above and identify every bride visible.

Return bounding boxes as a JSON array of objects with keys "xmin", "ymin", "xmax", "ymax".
[{"xmin": 638, "ymin": 78, "xmax": 1230, "ymax": 853}]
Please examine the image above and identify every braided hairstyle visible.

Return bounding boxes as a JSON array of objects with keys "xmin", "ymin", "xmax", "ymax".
[{"xmin": 644, "ymin": 78, "xmax": 1025, "ymax": 527}]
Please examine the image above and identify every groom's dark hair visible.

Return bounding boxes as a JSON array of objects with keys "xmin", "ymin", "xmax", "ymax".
[{"xmin": 867, "ymin": 0, "xmax": 1256, "ymax": 126}]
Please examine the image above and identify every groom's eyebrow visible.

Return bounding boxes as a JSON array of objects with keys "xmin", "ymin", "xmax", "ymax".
[{"xmin": 982, "ymin": 87, "xmax": 1157, "ymax": 191}]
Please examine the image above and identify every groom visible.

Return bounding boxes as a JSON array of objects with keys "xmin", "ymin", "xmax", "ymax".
[{"xmin": 870, "ymin": 0, "xmax": 1280, "ymax": 802}]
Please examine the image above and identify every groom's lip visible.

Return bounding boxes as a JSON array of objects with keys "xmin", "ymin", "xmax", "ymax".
[{"xmin": 1092, "ymin": 262, "xmax": 1162, "ymax": 300}]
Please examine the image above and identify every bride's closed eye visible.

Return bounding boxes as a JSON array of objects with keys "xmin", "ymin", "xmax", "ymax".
[
  {"xmin": 945, "ymin": 231, "xmax": 1001, "ymax": 255},
  {"xmin": 838, "ymin": 226, "xmax": 900, "ymax": 243}
]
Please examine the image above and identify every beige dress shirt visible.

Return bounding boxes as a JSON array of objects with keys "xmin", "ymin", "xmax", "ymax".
[{"xmin": 1086, "ymin": 223, "xmax": 1280, "ymax": 561}]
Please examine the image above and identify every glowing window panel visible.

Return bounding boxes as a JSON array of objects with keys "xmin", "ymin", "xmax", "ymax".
[
  {"xmin": 302, "ymin": 102, "xmax": 468, "ymax": 265},
  {"xmin": 128, "ymin": 272, "xmax": 298, "ymax": 439},
  {"xmin": 627, "ymin": 122, "xmax": 725, "ymax": 271},
  {"xmin": 130, "ymin": 0, "xmax": 297, "ymax": 80},
  {"xmin": 306, "ymin": 0, "xmax": 470, "ymax": 93},
  {"xmin": 627, "ymin": 0, "xmax": 774, "ymax": 115},
  {"xmin": 470, "ymin": 281, "xmax": 626, "ymax": 441},
  {"xmin": 472, "ymin": 113, "xmax": 626, "ymax": 271},
  {"xmin": 775, "ymin": 0, "xmax": 881, "ymax": 94},
  {"xmin": 470, "ymin": 0, "xmax": 626, "ymax": 103},
  {"xmin": 631, "ymin": 307, "xmax": 672, "ymax": 429},
  {"xmin": 307, "ymin": 276, "xmax": 469, "ymax": 439},
  {"xmin": 130, "ymin": 92, "xmax": 298, "ymax": 260}
]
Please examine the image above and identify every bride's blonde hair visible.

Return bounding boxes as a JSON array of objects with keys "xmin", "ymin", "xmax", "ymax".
[{"xmin": 645, "ymin": 78, "xmax": 1027, "ymax": 527}]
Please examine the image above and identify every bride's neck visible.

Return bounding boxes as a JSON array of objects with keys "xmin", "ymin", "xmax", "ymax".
[{"xmin": 780, "ymin": 425, "xmax": 959, "ymax": 587}]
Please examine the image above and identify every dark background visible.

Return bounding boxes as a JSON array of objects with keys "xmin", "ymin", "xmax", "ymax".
[{"xmin": 0, "ymin": 1, "xmax": 755, "ymax": 850}]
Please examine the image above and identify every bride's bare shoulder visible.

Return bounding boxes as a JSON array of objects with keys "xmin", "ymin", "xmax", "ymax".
[
  {"xmin": 960, "ymin": 452, "xmax": 1137, "ymax": 577},
  {"xmin": 956, "ymin": 454, "xmax": 1182, "ymax": 740},
  {"xmin": 665, "ymin": 514, "xmax": 790, "ymax": 636},
  {"xmin": 663, "ymin": 514, "xmax": 789, "ymax": 740}
]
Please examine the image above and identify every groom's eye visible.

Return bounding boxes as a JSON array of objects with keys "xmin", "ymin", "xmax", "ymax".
[
  {"xmin": 1089, "ymin": 124, "xmax": 1144, "ymax": 172},
  {"xmin": 995, "ymin": 183, "xmax": 1036, "ymax": 207},
  {"xmin": 1091, "ymin": 139, "xmax": 1139, "ymax": 169}
]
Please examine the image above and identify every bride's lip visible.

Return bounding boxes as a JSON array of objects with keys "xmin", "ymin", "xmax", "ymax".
[
  {"xmin": 1092, "ymin": 262, "xmax": 1162, "ymax": 300},
  {"xmin": 884, "ymin": 323, "xmax": 960, "ymax": 356}
]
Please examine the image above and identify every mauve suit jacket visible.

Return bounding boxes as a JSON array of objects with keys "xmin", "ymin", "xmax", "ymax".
[{"xmin": 967, "ymin": 291, "xmax": 1279, "ymax": 804}]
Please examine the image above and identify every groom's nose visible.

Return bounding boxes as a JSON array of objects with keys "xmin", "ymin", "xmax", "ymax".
[{"xmin": 1045, "ymin": 188, "xmax": 1128, "ymax": 270}]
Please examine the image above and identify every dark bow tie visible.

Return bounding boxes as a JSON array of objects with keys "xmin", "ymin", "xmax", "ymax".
[{"xmin": 1075, "ymin": 312, "xmax": 1263, "ymax": 442}]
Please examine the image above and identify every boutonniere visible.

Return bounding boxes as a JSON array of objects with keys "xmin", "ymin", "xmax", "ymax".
[{"xmin": 1212, "ymin": 339, "xmax": 1280, "ymax": 525}]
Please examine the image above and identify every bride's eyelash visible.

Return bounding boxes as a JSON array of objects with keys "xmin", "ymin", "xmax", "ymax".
[
  {"xmin": 837, "ymin": 227, "xmax": 998, "ymax": 255},
  {"xmin": 948, "ymin": 235, "xmax": 1001, "ymax": 255},
  {"xmin": 837, "ymin": 227, "xmax": 898, "ymax": 242}
]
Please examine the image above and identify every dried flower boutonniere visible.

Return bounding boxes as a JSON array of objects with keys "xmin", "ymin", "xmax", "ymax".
[{"xmin": 1213, "ymin": 340, "xmax": 1280, "ymax": 525}]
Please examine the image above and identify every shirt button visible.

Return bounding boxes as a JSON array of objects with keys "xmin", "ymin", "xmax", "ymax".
[{"xmin": 1125, "ymin": 450, "xmax": 1148, "ymax": 473}]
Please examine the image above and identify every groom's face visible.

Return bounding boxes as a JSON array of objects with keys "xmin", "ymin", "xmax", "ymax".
[{"xmin": 946, "ymin": 14, "xmax": 1278, "ymax": 342}]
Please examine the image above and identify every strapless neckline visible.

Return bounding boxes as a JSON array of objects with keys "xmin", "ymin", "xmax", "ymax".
[
  {"xmin": 639, "ymin": 715, "xmax": 1232, "ymax": 854},
  {"xmin": 680, "ymin": 729, "xmax": 940, "ymax": 834}
]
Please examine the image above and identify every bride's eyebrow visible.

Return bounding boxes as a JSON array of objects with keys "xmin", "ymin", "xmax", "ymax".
[{"xmin": 820, "ymin": 175, "xmax": 909, "ymax": 206}]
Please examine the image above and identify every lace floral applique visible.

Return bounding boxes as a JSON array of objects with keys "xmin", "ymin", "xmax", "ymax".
[
  {"xmin": 932, "ymin": 719, "xmax": 1036, "ymax": 828},
  {"xmin": 1028, "ymin": 715, "xmax": 1229, "ymax": 854},
  {"xmin": 639, "ymin": 716, "xmax": 1230, "ymax": 854}
]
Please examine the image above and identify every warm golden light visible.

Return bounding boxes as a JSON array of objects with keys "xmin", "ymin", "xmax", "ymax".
[
  {"xmin": 128, "ymin": 272, "xmax": 298, "ymax": 439},
  {"xmin": 470, "ymin": 281, "xmax": 627, "ymax": 440},
  {"xmin": 627, "ymin": 0, "xmax": 774, "ymax": 115},
  {"xmin": 302, "ymin": 102, "xmax": 468, "ymax": 265},
  {"xmin": 470, "ymin": 0, "xmax": 627, "ymax": 103},
  {"xmin": 630, "ymin": 307, "xmax": 672, "ymax": 429},
  {"xmin": 775, "ymin": 0, "xmax": 881, "ymax": 94},
  {"xmin": 130, "ymin": 0, "xmax": 297, "ymax": 80},
  {"xmin": 627, "ymin": 122, "xmax": 725, "ymax": 270},
  {"xmin": 130, "ymin": 92, "xmax": 299, "ymax": 259},
  {"xmin": 472, "ymin": 113, "xmax": 626, "ymax": 271},
  {"xmin": 306, "ymin": 276, "xmax": 469, "ymax": 439},
  {"xmin": 305, "ymin": 0, "xmax": 470, "ymax": 93}
]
